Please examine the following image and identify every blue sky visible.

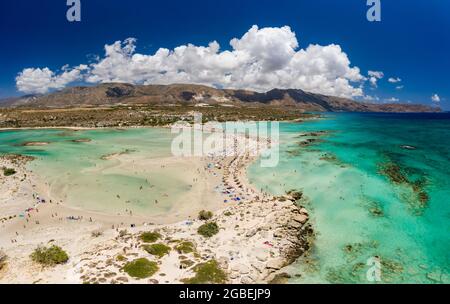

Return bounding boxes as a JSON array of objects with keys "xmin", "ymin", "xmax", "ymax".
[{"xmin": 0, "ymin": 0, "xmax": 449, "ymax": 109}]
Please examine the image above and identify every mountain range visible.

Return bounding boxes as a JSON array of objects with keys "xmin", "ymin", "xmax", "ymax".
[{"xmin": 0, "ymin": 83, "xmax": 440, "ymax": 113}]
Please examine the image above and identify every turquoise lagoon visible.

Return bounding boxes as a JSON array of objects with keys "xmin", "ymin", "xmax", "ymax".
[
  {"xmin": 248, "ymin": 113, "xmax": 450, "ymax": 283},
  {"xmin": 0, "ymin": 128, "xmax": 195, "ymax": 216}
]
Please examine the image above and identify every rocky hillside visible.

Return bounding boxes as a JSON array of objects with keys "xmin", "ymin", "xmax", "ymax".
[{"xmin": 0, "ymin": 83, "xmax": 440, "ymax": 113}]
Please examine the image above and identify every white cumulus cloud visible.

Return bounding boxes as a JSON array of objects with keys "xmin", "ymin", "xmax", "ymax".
[
  {"xmin": 16, "ymin": 25, "xmax": 365, "ymax": 98},
  {"xmin": 368, "ymin": 70, "xmax": 384, "ymax": 87},
  {"xmin": 385, "ymin": 97, "xmax": 399, "ymax": 102},
  {"xmin": 388, "ymin": 77, "xmax": 402, "ymax": 83},
  {"xmin": 16, "ymin": 65, "xmax": 87, "ymax": 94},
  {"xmin": 431, "ymin": 94, "xmax": 441, "ymax": 103}
]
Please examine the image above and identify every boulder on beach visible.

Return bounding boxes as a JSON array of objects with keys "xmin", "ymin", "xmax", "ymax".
[
  {"xmin": 254, "ymin": 248, "xmax": 268, "ymax": 262},
  {"xmin": 293, "ymin": 214, "xmax": 308, "ymax": 224},
  {"xmin": 266, "ymin": 258, "xmax": 285, "ymax": 270},
  {"xmin": 232, "ymin": 263, "xmax": 250, "ymax": 274}
]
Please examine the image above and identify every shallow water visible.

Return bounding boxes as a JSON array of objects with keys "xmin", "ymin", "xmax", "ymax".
[
  {"xmin": 0, "ymin": 128, "xmax": 194, "ymax": 216},
  {"xmin": 248, "ymin": 113, "xmax": 450, "ymax": 283}
]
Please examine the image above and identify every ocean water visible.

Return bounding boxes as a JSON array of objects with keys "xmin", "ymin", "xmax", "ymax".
[
  {"xmin": 0, "ymin": 128, "xmax": 195, "ymax": 216},
  {"xmin": 248, "ymin": 113, "xmax": 450, "ymax": 283}
]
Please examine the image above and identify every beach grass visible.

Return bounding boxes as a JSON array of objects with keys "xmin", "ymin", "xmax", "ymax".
[
  {"xmin": 181, "ymin": 260, "xmax": 227, "ymax": 284},
  {"xmin": 139, "ymin": 231, "xmax": 162, "ymax": 243},
  {"xmin": 2, "ymin": 167, "xmax": 16, "ymax": 176},
  {"xmin": 142, "ymin": 243, "xmax": 171, "ymax": 258},
  {"xmin": 198, "ymin": 210, "xmax": 213, "ymax": 221},
  {"xmin": 197, "ymin": 222, "xmax": 219, "ymax": 238},
  {"xmin": 175, "ymin": 241, "xmax": 195, "ymax": 254},
  {"xmin": 122, "ymin": 258, "xmax": 158, "ymax": 279},
  {"xmin": 30, "ymin": 245, "xmax": 69, "ymax": 266},
  {"xmin": 116, "ymin": 254, "xmax": 127, "ymax": 262}
]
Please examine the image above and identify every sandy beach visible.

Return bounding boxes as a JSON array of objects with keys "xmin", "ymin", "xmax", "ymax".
[{"xmin": 0, "ymin": 126, "xmax": 312, "ymax": 284}]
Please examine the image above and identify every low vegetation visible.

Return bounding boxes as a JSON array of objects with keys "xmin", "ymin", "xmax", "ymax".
[
  {"xmin": 116, "ymin": 254, "xmax": 127, "ymax": 262},
  {"xmin": 2, "ymin": 167, "xmax": 16, "ymax": 176},
  {"xmin": 198, "ymin": 210, "xmax": 213, "ymax": 221},
  {"xmin": 143, "ymin": 243, "xmax": 171, "ymax": 258},
  {"xmin": 30, "ymin": 245, "xmax": 69, "ymax": 266},
  {"xmin": 182, "ymin": 260, "xmax": 227, "ymax": 284},
  {"xmin": 122, "ymin": 258, "xmax": 159, "ymax": 279},
  {"xmin": 197, "ymin": 222, "xmax": 219, "ymax": 238},
  {"xmin": 0, "ymin": 104, "xmax": 316, "ymax": 129},
  {"xmin": 139, "ymin": 231, "xmax": 162, "ymax": 243},
  {"xmin": 175, "ymin": 241, "xmax": 195, "ymax": 254},
  {"xmin": 91, "ymin": 230, "xmax": 103, "ymax": 238}
]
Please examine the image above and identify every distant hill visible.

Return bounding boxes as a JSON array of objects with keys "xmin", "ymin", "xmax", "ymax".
[{"xmin": 0, "ymin": 83, "xmax": 440, "ymax": 113}]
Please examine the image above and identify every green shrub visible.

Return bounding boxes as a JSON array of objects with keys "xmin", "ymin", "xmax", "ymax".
[
  {"xmin": 182, "ymin": 260, "xmax": 227, "ymax": 284},
  {"xmin": 91, "ymin": 230, "xmax": 103, "ymax": 238},
  {"xmin": 175, "ymin": 241, "xmax": 195, "ymax": 254},
  {"xmin": 139, "ymin": 231, "xmax": 161, "ymax": 243},
  {"xmin": 224, "ymin": 211, "xmax": 233, "ymax": 216},
  {"xmin": 116, "ymin": 255, "xmax": 126, "ymax": 262},
  {"xmin": 31, "ymin": 245, "xmax": 69, "ymax": 266},
  {"xmin": 2, "ymin": 167, "xmax": 16, "ymax": 176},
  {"xmin": 198, "ymin": 210, "xmax": 213, "ymax": 221},
  {"xmin": 122, "ymin": 258, "xmax": 158, "ymax": 279},
  {"xmin": 143, "ymin": 243, "xmax": 171, "ymax": 258},
  {"xmin": 197, "ymin": 222, "xmax": 219, "ymax": 238}
]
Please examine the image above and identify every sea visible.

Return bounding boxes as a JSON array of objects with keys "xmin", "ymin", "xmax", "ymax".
[{"xmin": 248, "ymin": 112, "xmax": 450, "ymax": 283}]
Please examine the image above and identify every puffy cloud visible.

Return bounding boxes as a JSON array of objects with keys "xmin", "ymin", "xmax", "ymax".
[
  {"xmin": 16, "ymin": 65, "xmax": 87, "ymax": 94},
  {"xmin": 17, "ymin": 25, "xmax": 366, "ymax": 98},
  {"xmin": 368, "ymin": 70, "xmax": 384, "ymax": 87},
  {"xmin": 396, "ymin": 85, "xmax": 404, "ymax": 90},
  {"xmin": 431, "ymin": 94, "xmax": 441, "ymax": 103},
  {"xmin": 388, "ymin": 77, "xmax": 402, "ymax": 83},
  {"xmin": 385, "ymin": 97, "xmax": 399, "ymax": 102},
  {"xmin": 362, "ymin": 94, "xmax": 380, "ymax": 102}
]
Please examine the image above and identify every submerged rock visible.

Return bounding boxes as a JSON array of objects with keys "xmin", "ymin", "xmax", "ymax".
[
  {"xmin": 400, "ymin": 145, "xmax": 417, "ymax": 150},
  {"xmin": 286, "ymin": 190, "xmax": 303, "ymax": 201},
  {"xmin": 268, "ymin": 272, "xmax": 291, "ymax": 284},
  {"xmin": 379, "ymin": 162, "xmax": 408, "ymax": 184},
  {"xmin": 71, "ymin": 138, "xmax": 92, "ymax": 143}
]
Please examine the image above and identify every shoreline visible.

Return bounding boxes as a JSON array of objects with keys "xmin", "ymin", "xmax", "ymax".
[{"xmin": 0, "ymin": 125, "xmax": 313, "ymax": 284}]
